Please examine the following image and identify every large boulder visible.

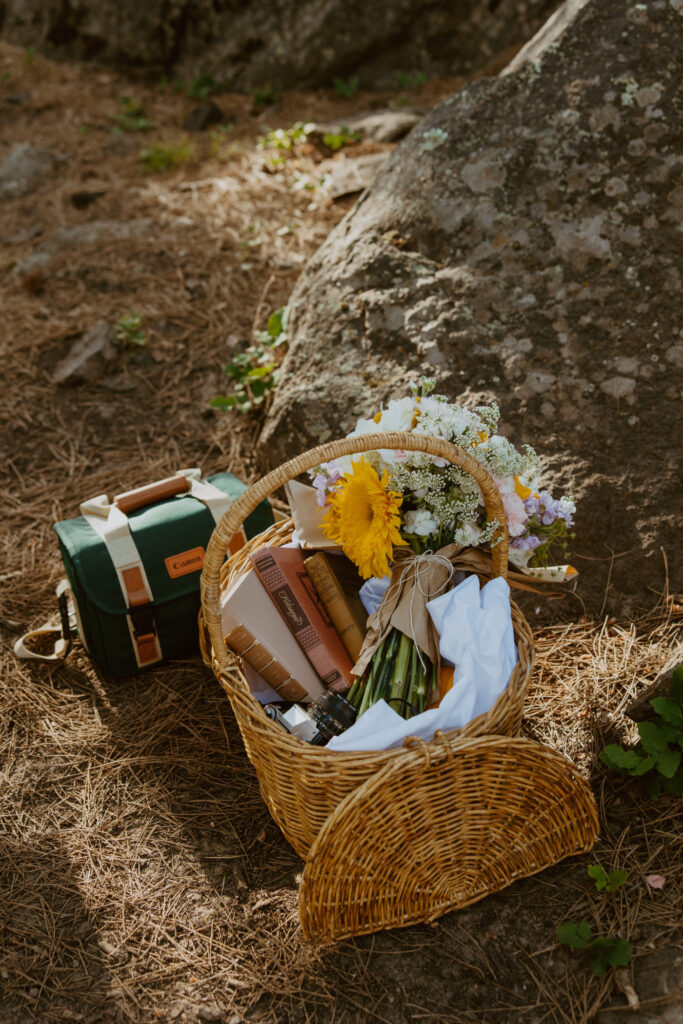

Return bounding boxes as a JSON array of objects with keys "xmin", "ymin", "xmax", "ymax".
[
  {"xmin": 1, "ymin": 0, "xmax": 559, "ymax": 89},
  {"xmin": 259, "ymin": 0, "xmax": 683, "ymax": 617}
]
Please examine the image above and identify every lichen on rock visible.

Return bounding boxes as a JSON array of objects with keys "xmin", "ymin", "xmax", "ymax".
[{"xmin": 259, "ymin": 0, "xmax": 683, "ymax": 615}]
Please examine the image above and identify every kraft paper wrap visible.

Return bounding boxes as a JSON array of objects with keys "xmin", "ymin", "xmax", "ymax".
[{"xmin": 351, "ymin": 544, "xmax": 570, "ymax": 680}]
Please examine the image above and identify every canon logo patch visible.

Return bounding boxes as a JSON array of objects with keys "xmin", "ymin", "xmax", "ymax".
[{"xmin": 165, "ymin": 546, "xmax": 205, "ymax": 579}]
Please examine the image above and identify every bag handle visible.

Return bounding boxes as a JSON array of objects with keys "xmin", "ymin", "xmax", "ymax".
[
  {"xmin": 114, "ymin": 475, "xmax": 190, "ymax": 514},
  {"xmin": 201, "ymin": 432, "xmax": 509, "ymax": 677},
  {"xmin": 14, "ymin": 580, "xmax": 74, "ymax": 664},
  {"xmin": 80, "ymin": 469, "xmax": 233, "ymax": 525}
]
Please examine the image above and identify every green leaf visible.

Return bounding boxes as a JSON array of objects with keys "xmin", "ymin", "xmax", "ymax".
[
  {"xmin": 267, "ymin": 310, "xmax": 283, "ymax": 337},
  {"xmin": 638, "ymin": 721, "xmax": 669, "ymax": 754},
  {"xmin": 670, "ymin": 665, "xmax": 683, "ymax": 705},
  {"xmin": 249, "ymin": 378, "xmax": 268, "ymax": 398},
  {"xmin": 650, "ymin": 697, "xmax": 683, "ymax": 725},
  {"xmin": 654, "ymin": 747, "xmax": 681, "ymax": 779},
  {"xmin": 557, "ymin": 921, "xmax": 593, "ymax": 949},
  {"xmin": 209, "ymin": 395, "xmax": 238, "ymax": 409},
  {"xmin": 247, "ymin": 363, "xmax": 275, "ymax": 379},
  {"xmin": 600, "ymin": 745, "xmax": 645, "ymax": 772},
  {"xmin": 605, "ymin": 869, "xmax": 629, "ymax": 892},
  {"xmin": 607, "ymin": 937, "xmax": 632, "ymax": 967},
  {"xmin": 588, "ymin": 864, "xmax": 608, "ymax": 891},
  {"xmin": 629, "ymin": 754, "xmax": 656, "ymax": 776}
]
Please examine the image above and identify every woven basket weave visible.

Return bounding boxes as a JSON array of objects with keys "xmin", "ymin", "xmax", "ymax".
[{"xmin": 200, "ymin": 433, "xmax": 598, "ymax": 938}]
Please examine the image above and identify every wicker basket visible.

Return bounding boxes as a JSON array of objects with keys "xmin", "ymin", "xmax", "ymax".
[{"xmin": 201, "ymin": 433, "xmax": 599, "ymax": 939}]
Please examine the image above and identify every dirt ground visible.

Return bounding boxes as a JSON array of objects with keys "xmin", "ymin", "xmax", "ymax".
[{"xmin": 1, "ymin": 42, "xmax": 681, "ymax": 1024}]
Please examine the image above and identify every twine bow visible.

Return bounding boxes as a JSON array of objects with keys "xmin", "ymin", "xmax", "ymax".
[{"xmin": 377, "ymin": 549, "xmax": 454, "ymax": 671}]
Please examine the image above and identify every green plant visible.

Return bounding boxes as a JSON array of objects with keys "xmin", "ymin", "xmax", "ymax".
[
  {"xmin": 333, "ymin": 75, "xmax": 359, "ymax": 98},
  {"xmin": 397, "ymin": 71, "xmax": 427, "ymax": 90},
  {"xmin": 322, "ymin": 126, "xmax": 361, "ymax": 151},
  {"xmin": 24, "ymin": 46, "xmax": 36, "ymax": 63},
  {"xmin": 139, "ymin": 140, "xmax": 194, "ymax": 172},
  {"xmin": 0, "ymin": 72, "xmax": 11, "ymax": 85},
  {"xmin": 557, "ymin": 922, "xmax": 632, "ymax": 977},
  {"xmin": 257, "ymin": 122, "xmax": 313, "ymax": 151},
  {"xmin": 600, "ymin": 665, "xmax": 683, "ymax": 797},
  {"xmin": 211, "ymin": 307, "xmax": 289, "ymax": 413},
  {"xmin": 251, "ymin": 85, "xmax": 280, "ymax": 109},
  {"xmin": 116, "ymin": 315, "xmax": 146, "ymax": 347},
  {"xmin": 110, "ymin": 96, "xmax": 153, "ymax": 133},
  {"xmin": 187, "ymin": 73, "xmax": 221, "ymax": 99},
  {"xmin": 587, "ymin": 864, "xmax": 629, "ymax": 893}
]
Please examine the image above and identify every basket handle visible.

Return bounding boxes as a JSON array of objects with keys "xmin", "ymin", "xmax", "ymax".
[{"xmin": 201, "ymin": 431, "xmax": 509, "ymax": 671}]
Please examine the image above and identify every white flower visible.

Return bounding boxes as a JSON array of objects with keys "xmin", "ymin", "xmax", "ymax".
[
  {"xmin": 454, "ymin": 522, "xmax": 482, "ymax": 547},
  {"xmin": 404, "ymin": 509, "xmax": 438, "ymax": 537},
  {"xmin": 379, "ymin": 397, "xmax": 416, "ymax": 433}
]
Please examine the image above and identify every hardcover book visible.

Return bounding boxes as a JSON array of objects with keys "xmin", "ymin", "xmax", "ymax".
[
  {"xmin": 303, "ymin": 552, "xmax": 367, "ymax": 662},
  {"xmin": 220, "ymin": 567, "xmax": 325, "ymax": 703},
  {"xmin": 249, "ymin": 546, "xmax": 355, "ymax": 692}
]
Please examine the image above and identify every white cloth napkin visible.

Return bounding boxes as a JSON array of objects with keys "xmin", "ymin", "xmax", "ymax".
[
  {"xmin": 328, "ymin": 575, "xmax": 517, "ymax": 752},
  {"xmin": 359, "ymin": 575, "xmax": 390, "ymax": 616}
]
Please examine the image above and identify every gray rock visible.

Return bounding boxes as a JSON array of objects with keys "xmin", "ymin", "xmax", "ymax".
[
  {"xmin": 625, "ymin": 651, "xmax": 683, "ymax": 721},
  {"xmin": 0, "ymin": 143, "xmax": 65, "ymax": 198},
  {"xmin": 53, "ymin": 322, "xmax": 117, "ymax": 385},
  {"xmin": 0, "ymin": 1, "xmax": 560, "ymax": 91},
  {"xmin": 18, "ymin": 219, "xmax": 152, "ymax": 274},
  {"xmin": 183, "ymin": 101, "xmax": 225, "ymax": 132},
  {"xmin": 259, "ymin": 0, "xmax": 683, "ymax": 616},
  {"xmin": 324, "ymin": 152, "xmax": 390, "ymax": 200}
]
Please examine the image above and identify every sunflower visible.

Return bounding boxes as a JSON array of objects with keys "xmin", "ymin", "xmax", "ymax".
[{"xmin": 321, "ymin": 457, "xmax": 406, "ymax": 579}]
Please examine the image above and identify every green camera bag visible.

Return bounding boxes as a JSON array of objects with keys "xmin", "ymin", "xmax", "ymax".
[{"xmin": 50, "ymin": 469, "xmax": 273, "ymax": 677}]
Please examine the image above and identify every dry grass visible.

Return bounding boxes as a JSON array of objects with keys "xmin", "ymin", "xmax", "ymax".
[{"xmin": 1, "ymin": 40, "xmax": 681, "ymax": 1024}]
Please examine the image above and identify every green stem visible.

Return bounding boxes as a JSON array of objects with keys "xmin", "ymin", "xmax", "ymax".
[
  {"xmin": 346, "ymin": 674, "xmax": 363, "ymax": 707},
  {"xmin": 388, "ymin": 633, "xmax": 412, "ymax": 709}
]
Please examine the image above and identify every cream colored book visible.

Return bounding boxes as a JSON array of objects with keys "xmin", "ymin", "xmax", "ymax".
[{"xmin": 220, "ymin": 567, "xmax": 325, "ymax": 703}]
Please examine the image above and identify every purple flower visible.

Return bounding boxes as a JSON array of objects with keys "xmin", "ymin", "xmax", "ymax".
[{"xmin": 510, "ymin": 534, "xmax": 543, "ymax": 551}]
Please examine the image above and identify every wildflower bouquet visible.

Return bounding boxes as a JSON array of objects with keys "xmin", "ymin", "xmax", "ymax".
[{"xmin": 310, "ymin": 379, "xmax": 576, "ymax": 719}]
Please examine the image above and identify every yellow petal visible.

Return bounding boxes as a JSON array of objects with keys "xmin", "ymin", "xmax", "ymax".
[{"xmin": 514, "ymin": 476, "xmax": 533, "ymax": 500}]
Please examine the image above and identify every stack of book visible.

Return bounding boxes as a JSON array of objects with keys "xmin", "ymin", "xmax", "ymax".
[{"xmin": 220, "ymin": 543, "xmax": 368, "ymax": 703}]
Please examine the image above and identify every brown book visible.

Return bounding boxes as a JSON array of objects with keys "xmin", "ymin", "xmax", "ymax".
[
  {"xmin": 249, "ymin": 546, "xmax": 355, "ymax": 692},
  {"xmin": 303, "ymin": 552, "xmax": 367, "ymax": 662},
  {"xmin": 220, "ymin": 567, "xmax": 325, "ymax": 703}
]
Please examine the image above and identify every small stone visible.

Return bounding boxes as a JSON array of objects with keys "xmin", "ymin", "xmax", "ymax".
[
  {"xmin": 198, "ymin": 1006, "xmax": 225, "ymax": 1022},
  {"xmin": 0, "ymin": 143, "xmax": 66, "ymax": 198},
  {"xmin": 2, "ymin": 224, "xmax": 43, "ymax": 244},
  {"xmin": 53, "ymin": 322, "xmax": 117, "ymax": 385},
  {"xmin": 71, "ymin": 190, "xmax": 106, "ymax": 209},
  {"xmin": 1, "ymin": 91, "xmax": 30, "ymax": 105},
  {"xmin": 18, "ymin": 219, "xmax": 152, "ymax": 274},
  {"xmin": 101, "ymin": 373, "xmax": 137, "ymax": 392},
  {"xmin": 183, "ymin": 101, "xmax": 225, "ymax": 132}
]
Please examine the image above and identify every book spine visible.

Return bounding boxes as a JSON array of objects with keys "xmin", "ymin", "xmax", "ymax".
[
  {"xmin": 250, "ymin": 551, "xmax": 351, "ymax": 690},
  {"xmin": 224, "ymin": 625, "xmax": 307, "ymax": 702},
  {"xmin": 304, "ymin": 555, "xmax": 365, "ymax": 662}
]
